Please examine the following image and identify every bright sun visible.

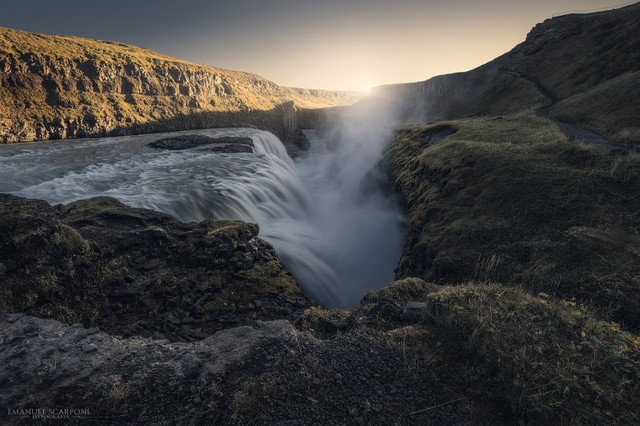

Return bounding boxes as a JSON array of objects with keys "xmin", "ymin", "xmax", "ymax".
[{"xmin": 358, "ymin": 84, "xmax": 372, "ymax": 93}]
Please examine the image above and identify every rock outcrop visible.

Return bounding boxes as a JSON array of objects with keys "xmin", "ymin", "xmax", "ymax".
[
  {"xmin": 0, "ymin": 314, "xmax": 301, "ymax": 425},
  {"xmin": 0, "ymin": 194, "xmax": 476, "ymax": 425},
  {"xmin": 0, "ymin": 27, "xmax": 362, "ymax": 144},
  {"xmin": 2, "ymin": 278, "xmax": 637, "ymax": 424},
  {"xmin": 0, "ymin": 287, "xmax": 476, "ymax": 425},
  {"xmin": 147, "ymin": 134, "xmax": 254, "ymax": 152},
  {"xmin": 0, "ymin": 194, "xmax": 309, "ymax": 341}
]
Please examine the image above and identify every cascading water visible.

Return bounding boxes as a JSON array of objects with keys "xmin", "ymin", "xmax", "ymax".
[{"xmin": 0, "ymin": 118, "xmax": 405, "ymax": 307}]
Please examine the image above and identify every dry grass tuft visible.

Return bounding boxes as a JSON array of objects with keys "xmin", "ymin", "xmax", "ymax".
[
  {"xmin": 421, "ymin": 284, "xmax": 640, "ymax": 424},
  {"xmin": 388, "ymin": 114, "xmax": 640, "ymax": 326}
]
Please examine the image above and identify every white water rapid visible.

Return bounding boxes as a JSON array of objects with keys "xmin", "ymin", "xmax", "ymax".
[{"xmin": 0, "ymin": 121, "xmax": 405, "ymax": 307}]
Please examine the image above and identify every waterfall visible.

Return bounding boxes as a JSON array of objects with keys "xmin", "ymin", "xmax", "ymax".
[{"xmin": 0, "ymin": 125, "xmax": 405, "ymax": 307}]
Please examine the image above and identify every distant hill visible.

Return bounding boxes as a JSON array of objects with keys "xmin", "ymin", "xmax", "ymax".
[
  {"xmin": 0, "ymin": 27, "xmax": 361, "ymax": 143},
  {"xmin": 368, "ymin": 2, "xmax": 640, "ymax": 145}
]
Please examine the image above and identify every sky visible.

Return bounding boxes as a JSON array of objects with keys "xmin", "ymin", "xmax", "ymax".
[{"xmin": 0, "ymin": 0, "xmax": 633, "ymax": 91}]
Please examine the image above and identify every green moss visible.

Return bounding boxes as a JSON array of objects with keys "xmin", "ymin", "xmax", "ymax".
[
  {"xmin": 99, "ymin": 256, "xmax": 131, "ymax": 282},
  {"xmin": 389, "ymin": 113, "xmax": 640, "ymax": 326},
  {"xmin": 239, "ymin": 262, "xmax": 303, "ymax": 302},
  {"xmin": 362, "ymin": 278, "xmax": 440, "ymax": 309},
  {"xmin": 51, "ymin": 224, "xmax": 90, "ymax": 255},
  {"xmin": 206, "ymin": 221, "xmax": 253, "ymax": 240}
]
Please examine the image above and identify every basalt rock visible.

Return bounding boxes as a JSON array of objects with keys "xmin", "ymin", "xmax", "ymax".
[
  {"xmin": 0, "ymin": 27, "xmax": 361, "ymax": 144},
  {"xmin": 0, "ymin": 314, "xmax": 301, "ymax": 425},
  {"xmin": 0, "ymin": 193, "xmax": 476, "ymax": 424},
  {"xmin": 0, "ymin": 194, "xmax": 310, "ymax": 341},
  {"xmin": 148, "ymin": 134, "xmax": 254, "ymax": 152},
  {"xmin": 0, "ymin": 304, "xmax": 474, "ymax": 425}
]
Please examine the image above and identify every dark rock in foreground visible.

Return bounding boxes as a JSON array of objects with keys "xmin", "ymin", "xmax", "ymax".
[
  {"xmin": 0, "ymin": 196, "xmax": 476, "ymax": 425},
  {"xmin": 1, "ymin": 248, "xmax": 636, "ymax": 424},
  {"xmin": 148, "ymin": 134, "xmax": 254, "ymax": 153},
  {"xmin": 0, "ymin": 194, "xmax": 309, "ymax": 341},
  {"xmin": 0, "ymin": 314, "xmax": 297, "ymax": 425},
  {"xmin": 0, "ymin": 305, "xmax": 474, "ymax": 425}
]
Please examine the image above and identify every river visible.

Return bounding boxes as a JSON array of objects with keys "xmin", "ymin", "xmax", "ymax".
[{"xmin": 0, "ymin": 125, "xmax": 405, "ymax": 307}]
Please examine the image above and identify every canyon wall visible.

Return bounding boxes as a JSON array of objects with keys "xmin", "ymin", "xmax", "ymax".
[
  {"xmin": 0, "ymin": 27, "xmax": 361, "ymax": 144},
  {"xmin": 364, "ymin": 2, "xmax": 640, "ymax": 133}
]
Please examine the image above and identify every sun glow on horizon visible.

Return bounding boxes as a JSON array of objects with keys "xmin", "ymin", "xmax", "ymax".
[
  {"xmin": 357, "ymin": 83, "xmax": 372, "ymax": 93},
  {"xmin": 0, "ymin": 0, "xmax": 628, "ymax": 92}
]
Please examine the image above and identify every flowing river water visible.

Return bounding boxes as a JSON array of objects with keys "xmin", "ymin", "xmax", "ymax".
[{"xmin": 0, "ymin": 125, "xmax": 406, "ymax": 307}]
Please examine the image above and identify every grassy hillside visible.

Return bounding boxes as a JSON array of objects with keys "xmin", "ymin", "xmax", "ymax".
[
  {"xmin": 550, "ymin": 71, "xmax": 640, "ymax": 145},
  {"xmin": 369, "ymin": 3, "xmax": 640, "ymax": 146},
  {"xmin": 383, "ymin": 5, "xmax": 640, "ymax": 327},
  {"xmin": 374, "ymin": 4, "xmax": 640, "ymax": 422},
  {"xmin": 505, "ymin": 5, "xmax": 640, "ymax": 100},
  {"xmin": 360, "ymin": 279, "xmax": 640, "ymax": 424},
  {"xmin": 389, "ymin": 113, "xmax": 640, "ymax": 327},
  {"xmin": 0, "ymin": 26, "xmax": 362, "ymax": 143},
  {"xmin": 502, "ymin": 3, "xmax": 640, "ymax": 145},
  {"xmin": 385, "ymin": 96, "xmax": 640, "ymax": 420}
]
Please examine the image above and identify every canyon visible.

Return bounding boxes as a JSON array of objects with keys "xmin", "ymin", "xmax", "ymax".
[{"xmin": 1, "ymin": 3, "xmax": 640, "ymax": 425}]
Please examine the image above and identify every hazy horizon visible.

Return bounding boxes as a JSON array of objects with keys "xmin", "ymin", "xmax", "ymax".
[{"xmin": 0, "ymin": 0, "xmax": 633, "ymax": 91}]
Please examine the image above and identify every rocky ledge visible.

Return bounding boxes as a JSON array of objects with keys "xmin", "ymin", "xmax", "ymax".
[
  {"xmin": 0, "ymin": 194, "xmax": 477, "ymax": 424},
  {"xmin": 0, "ymin": 284, "xmax": 479, "ymax": 426},
  {"xmin": 0, "ymin": 194, "xmax": 309, "ymax": 341},
  {"xmin": 148, "ymin": 134, "xmax": 255, "ymax": 153}
]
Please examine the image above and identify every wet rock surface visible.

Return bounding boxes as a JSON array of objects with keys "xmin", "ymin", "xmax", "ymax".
[{"xmin": 148, "ymin": 134, "xmax": 254, "ymax": 152}]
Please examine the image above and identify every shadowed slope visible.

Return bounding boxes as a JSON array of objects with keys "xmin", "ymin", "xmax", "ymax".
[{"xmin": 367, "ymin": 2, "xmax": 640, "ymax": 145}]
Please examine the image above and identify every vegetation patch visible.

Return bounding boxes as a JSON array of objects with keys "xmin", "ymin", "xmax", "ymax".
[
  {"xmin": 417, "ymin": 284, "xmax": 640, "ymax": 424},
  {"xmin": 0, "ymin": 194, "xmax": 309, "ymax": 340},
  {"xmin": 550, "ymin": 71, "xmax": 640, "ymax": 146},
  {"xmin": 388, "ymin": 113, "xmax": 640, "ymax": 326}
]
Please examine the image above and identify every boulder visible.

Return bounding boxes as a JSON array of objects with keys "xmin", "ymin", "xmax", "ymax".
[{"xmin": 147, "ymin": 134, "xmax": 254, "ymax": 152}]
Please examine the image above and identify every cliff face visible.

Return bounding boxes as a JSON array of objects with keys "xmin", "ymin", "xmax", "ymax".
[
  {"xmin": 365, "ymin": 2, "xmax": 640, "ymax": 141},
  {"xmin": 504, "ymin": 6, "xmax": 640, "ymax": 99},
  {"xmin": 0, "ymin": 27, "xmax": 361, "ymax": 143}
]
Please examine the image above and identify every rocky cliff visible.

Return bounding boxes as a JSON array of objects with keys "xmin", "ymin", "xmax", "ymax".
[
  {"xmin": 0, "ymin": 194, "xmax": 310, "ymax": 341},
  {"xmin": 2, "ymin": 5, "xmax": 640, "ymax": 425},
  {"xmin": 0, "ymin": 27, "xmax": 361, "ymax": 144},
  {"xmin": 366, "ymin": 2, "xmax": 640, "ymax": 144}
]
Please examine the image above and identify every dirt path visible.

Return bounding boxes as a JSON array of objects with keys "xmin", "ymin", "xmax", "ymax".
[
  {"xmin": 501, "ymin": 70, "xmax": 629, "ymax": 153},
  {"xmin": 556, "ymin": 121, "xmax": 622, "ymax": 150}
]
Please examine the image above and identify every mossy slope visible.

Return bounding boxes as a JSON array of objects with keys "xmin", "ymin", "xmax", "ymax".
[
  {"xmin": 359, "ymin": 279, "xmax": 640, "ymax": 425},
  {"xmin": 0, "ymin": 194, "xmax": 309, "ymax": 340},
  {"xmin": 389, "ymin": 114, "xmax": 640, "ymax": 327}
]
